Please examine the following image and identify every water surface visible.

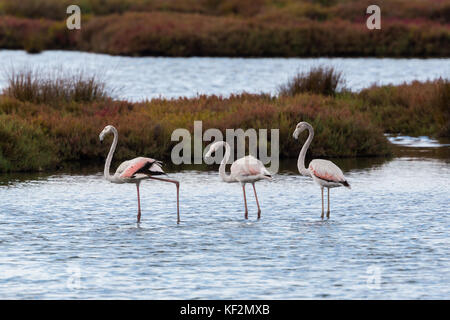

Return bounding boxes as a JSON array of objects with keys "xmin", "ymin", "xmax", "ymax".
[
  {"xmin": 0, "ymin": 50, "xmax": 449, "ymax": 298},
  {"xmin": 0, "ymin": 143, "xmax": 449, "ymax": 299},
  {"xmin": 0, "ymin": 50, "xmax": 448, "ymax": 101}
]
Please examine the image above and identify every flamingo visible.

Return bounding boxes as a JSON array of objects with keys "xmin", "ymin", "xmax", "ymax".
[
  {"xmin": 204, "ymin": 141, "xmax": 272, "ymax": 219},
  {"xmin": 99, "ymin": 125, "xmax": 180, "ymax": 224},
  {"xmin": 293, "ymin": 121, "xmax": 350, "ymax": 219}
]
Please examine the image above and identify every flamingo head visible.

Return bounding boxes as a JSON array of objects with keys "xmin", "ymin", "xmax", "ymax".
[
  {"xmin": 293, "ymin": 121, "xmax": 310, "ymax": 139},
  {"xmin": 99, "ymin": 125, "xmax": 114, "ymax": 142},
  {"xmin": 204, "ymin": 141, "xmax": 222, "ymax": 160}
]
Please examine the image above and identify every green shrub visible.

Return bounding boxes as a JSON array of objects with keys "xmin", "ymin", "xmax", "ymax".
[
  {"xmin": 0, "ymin": 114, "xmax": 56, "ymax": 172},
  {"xmin": 357, "ymin": 79, "xmax": 450, "ymax": 137}
]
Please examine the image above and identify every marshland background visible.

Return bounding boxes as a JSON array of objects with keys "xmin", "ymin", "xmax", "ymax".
[
  {"xmin": 0, "ymin": 0, "xmax": 449, "ymax": 300},
  {"xmin": 0, "ymin": 0, "xmax": 448, "ymax": 172}
]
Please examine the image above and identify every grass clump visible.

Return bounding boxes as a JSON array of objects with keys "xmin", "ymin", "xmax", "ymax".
[
  {"xmin": 279, "ymin": 66, "xmax": 344, "ymax": 97},
  {"xmin": 3, "ymin": 68, "xmax": 110, "ymax": 106}
]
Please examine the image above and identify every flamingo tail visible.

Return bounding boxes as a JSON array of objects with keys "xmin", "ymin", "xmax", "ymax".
[{"xmin": 341, "ymin": 180, "xmax": 351, "ymax": 189}]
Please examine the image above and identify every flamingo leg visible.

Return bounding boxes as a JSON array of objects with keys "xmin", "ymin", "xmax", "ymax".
[
  {"xmin": 136, "ymin": 183, "xmax": 141, "ymax": 223},
  {"xmin": 252, "ymin": 183, "xmax": 261, "ymax": 219},
  {"xmin": 321, "ymin": 187, "xmax": 324, "ymax": 220},
  {"xmin": 146, "ymin": 176, "xmax": 180, "ymax": 224},
  {"xmin": 327, "ymin": 187, "xmax": 330, "ymax": 219},
  {"xmin": 242, "ymin": 184, "xmax": 248, "ymax": 219}
]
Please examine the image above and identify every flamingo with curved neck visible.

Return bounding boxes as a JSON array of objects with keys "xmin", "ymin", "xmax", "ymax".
[
  {"xmin": 217, "ymin": 141, "xmax": 233, "ymax": 183},
  {"xmin": 205, "ymin": 141, "xmax": 272, "ymax": 219},
  {"xmin": 296, "ymin": 123, "xmax": 314, "ymax": 177},
  {"xmin": 103, "ymin": 126, "xmax": 120, "ymax": 183},
  {"xmin": 293, "ymin": 121, "xmax": 351, "ymax": 219},
  {"xmin": 99, "ymin": 125, "xmax": 180, "ymax": 223}
]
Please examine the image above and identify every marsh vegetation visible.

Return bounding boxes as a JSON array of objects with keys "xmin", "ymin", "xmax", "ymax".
[
  {"xmin": 0, "ymin": 0, "xmax": 448, "ymax": 57},
  {"xmin": 0, "ymin": 66, "xmax": 448, "ymax": 172}
]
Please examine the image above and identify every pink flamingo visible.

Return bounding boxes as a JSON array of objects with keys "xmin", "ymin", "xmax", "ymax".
[
  {"xmin": 99, "ymin": 125, "xmax": 180, "ymax": 223},
  {"xmin": 293, "ymin": 121, "xmax": 351, "ymax": 219},
  {"xmin": 205, "ymin": 141, "xmax": 272, "ymax": 219}
]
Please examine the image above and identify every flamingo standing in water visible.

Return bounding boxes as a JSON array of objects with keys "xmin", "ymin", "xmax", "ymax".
[
  {"xmin": 293, "ymin": 121, "xmax": 350, "ymax": 219},
  {"xmin": 99, "ymin": 125, "xmax": 180, "ymax": 223},
  {"xmin": 204, "ymin": 141, "xmax": 272, "ymax": 219}
]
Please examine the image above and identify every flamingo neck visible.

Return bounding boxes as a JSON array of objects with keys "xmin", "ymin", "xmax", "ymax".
[
  {"xmin": 219, "ymin": 141, "xmax": 233, "ymax": 183},
  {"xmin": 298, "ymin": 124, "xmax": 313, "ymax": 177},
  {"xmin": 104, "ymin": 127, "xmax": 118, "ymax": 182}
]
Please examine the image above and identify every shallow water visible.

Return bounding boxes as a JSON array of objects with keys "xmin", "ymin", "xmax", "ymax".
[
  {"xmin": 0, "ymin": 50, "xmax": 449, "ymax": 298},
  {"xmin": 0, "ymin": 50, "xmax": 449, "ymax": 101},
  {"xmin": 0, "ymin": 142, "xmax": 449, "ymax": 299},
  {"xmin": 386, "ymin": 134, "xmax": 450, "ymax": 148}
]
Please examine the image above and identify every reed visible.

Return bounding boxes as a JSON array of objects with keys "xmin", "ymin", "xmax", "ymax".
[
  {"xmin": 3, "ymin": 68, "xmax": 110, "ymax": 106},
  {"xmin": 278, "ymin": 66, "xmax": 344, "ymax": 96}
]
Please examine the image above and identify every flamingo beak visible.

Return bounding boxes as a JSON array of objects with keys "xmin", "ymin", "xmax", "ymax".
[
  {"xmin": 204, "ymin": 150, "xmax": 213, "ymax": 160},
  {"xmin": 293, "ymin": 129, "xmax": 300, "ymax": 139}
]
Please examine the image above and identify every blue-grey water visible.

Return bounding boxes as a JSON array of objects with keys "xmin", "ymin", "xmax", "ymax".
[
  {"xmin": 0, "ymin": 139, "xmax": 449, "ymax": 299},
  {"xmin": 0, "ymin": 50, "xmax": 449, "ymax": 298},
  {"xmin": 0, "ymin": 50, "xmax": 449, "ymax": 101}
]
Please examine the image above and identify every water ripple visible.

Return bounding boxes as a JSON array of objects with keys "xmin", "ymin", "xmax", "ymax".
[{"xmin": 0, "ymin": 158, "xmax": 449, "ymax": 298}]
